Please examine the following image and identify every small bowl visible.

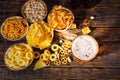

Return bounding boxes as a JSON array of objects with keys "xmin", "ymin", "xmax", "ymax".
[
  {"xmin": 0, "ymin": 16, "xmax": 29, "ymax": 41},
  {"xmin": 4, "ymin": 43, "xmax": 34, "ymax": 71},
  {"xmin": 26, "ymin": 20, "xmax": 54, "ymax": 50},
  {"xmin": 21, "ymin": 0, "xmax": 47, "ymax": 23},
  {"xmin": 47, "ymin": 5, "xmax": 74, "ymax": 32}
]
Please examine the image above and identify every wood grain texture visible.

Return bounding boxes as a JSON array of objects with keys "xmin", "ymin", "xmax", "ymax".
[
  {"xmin": 0, "ymin": 67, "xmax": 120, "ymax": 80},
  {"xmin": 0, "ymin": 0, "xmax": 120, "ymax": 80}
]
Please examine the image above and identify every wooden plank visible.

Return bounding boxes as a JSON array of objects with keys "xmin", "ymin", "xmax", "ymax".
[
  {"xmin": 97, "ymin": 0, "xmax": 120, "ymax": 7},
  {"xmin": 0, "ymin": 28, "xmax": 120, "ymax": 69},
  {"xmin": 72, "ymin": 0, "xmax": 120, "ymax": 27},
  {"xmin": 91, "ymin": 28, "xmax": 120, "ymax": 42},
  {"xmin": 0, "ymin": 0, "xmax": 120, "ymax": 80},
  {"xmin": 0, "ymin": 67, "xmax": 120, "ymax": 79}
]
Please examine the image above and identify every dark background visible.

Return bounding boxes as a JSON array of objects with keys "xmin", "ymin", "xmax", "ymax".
[{"xmin": 0, "ymin": 0, "xmax": 120, "ymax": 79}]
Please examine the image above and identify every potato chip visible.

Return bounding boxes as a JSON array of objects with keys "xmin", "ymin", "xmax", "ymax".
[
  {"xmin": 26, "ymin": 20, "xmax": 53, "ymax": 49},
  {"xmin": 48, "ymin": 5, "xmax": 74, "ymax": 31}
]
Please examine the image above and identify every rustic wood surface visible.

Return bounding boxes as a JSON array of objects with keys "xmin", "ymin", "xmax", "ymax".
[{"xmin": 0, "ymin": 0, "xmax": 120, "ymax": 80}]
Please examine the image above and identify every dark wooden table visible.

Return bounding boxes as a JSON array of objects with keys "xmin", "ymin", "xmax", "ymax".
[{"xmin": 0, "ymin": 0, "xmax": 120, "ymax": 80}]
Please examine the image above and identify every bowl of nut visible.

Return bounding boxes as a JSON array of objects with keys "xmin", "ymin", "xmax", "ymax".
[
  {"xmin": 4, "ymin": 43, "xmax": 34, "ymax": 71},
  {"xmin": 47, "ymin": 5, "xmax": 74, "ymax": 32},
  {"xmin": 0, "ymin": 16, "xmax": 29, "ymax": 41},
  {"xmin": 21, "ymin": 0, "xmax": 47, "ymax": 23}
]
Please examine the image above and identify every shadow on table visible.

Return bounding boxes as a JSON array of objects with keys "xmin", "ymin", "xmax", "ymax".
[
  {"xmin": 56, "ymin": 0, "xmax": 102, "ymax": 27},
  {"xmin": 70, "ymin": 0, "xmax": 102, "ymax": 9},
  {"xmin": 70, "ymin": 0, "xmax": 102, "ymax": 26}
]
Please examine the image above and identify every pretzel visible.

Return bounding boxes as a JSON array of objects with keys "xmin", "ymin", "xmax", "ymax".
[
  {"xmin": 39, "ymin": 53, "xmax": 48, "ymax": 61},
  {"xmin": 54, "ymin": 59, "xmax": 61, "ymax": 66},
  {"xmin": 62, "ymin": 40, "xmax": 72, "ymax": 49},
  {"xmin": 43, "ymin": 60, "xmax": 50, "ymax": 66},
  {"xmin": 61, "ymin": 57, "xmax": 68, "ymax": 64},
  {"xmin": 59, "ymin": 49, "xmax": 66, "ymax": 57}
]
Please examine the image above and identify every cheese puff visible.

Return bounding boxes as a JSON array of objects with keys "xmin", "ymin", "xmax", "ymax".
[
  {"xmin": 51, "ymin": 44, "xmax": 59, "ymax": 52},
  {"xmin": 50, "ymin": 54, "xmax": 57, "ymax": 61},
  {"xmin": 34, "ymin": 51, "xmax": 40, "ymax": 59},
  {"xmin": 44, "ymin": 49, "xmax": 51, "ymax": 57}
]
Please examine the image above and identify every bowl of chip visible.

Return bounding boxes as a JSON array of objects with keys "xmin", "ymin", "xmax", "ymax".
[
  {"xmin": 0, "ymin": 16, "xmax": 29, "ymax": 41},
  {"xmin": 47, "ymin": 5, "xmax": 74, "ymax": 32},
  {"xmin": 4, "ymin": 43, "xmax": 34, "ymax": 71},
  {"xmin": 26, "ymin": 20, "xmax": 54, "ymax": 50}
]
